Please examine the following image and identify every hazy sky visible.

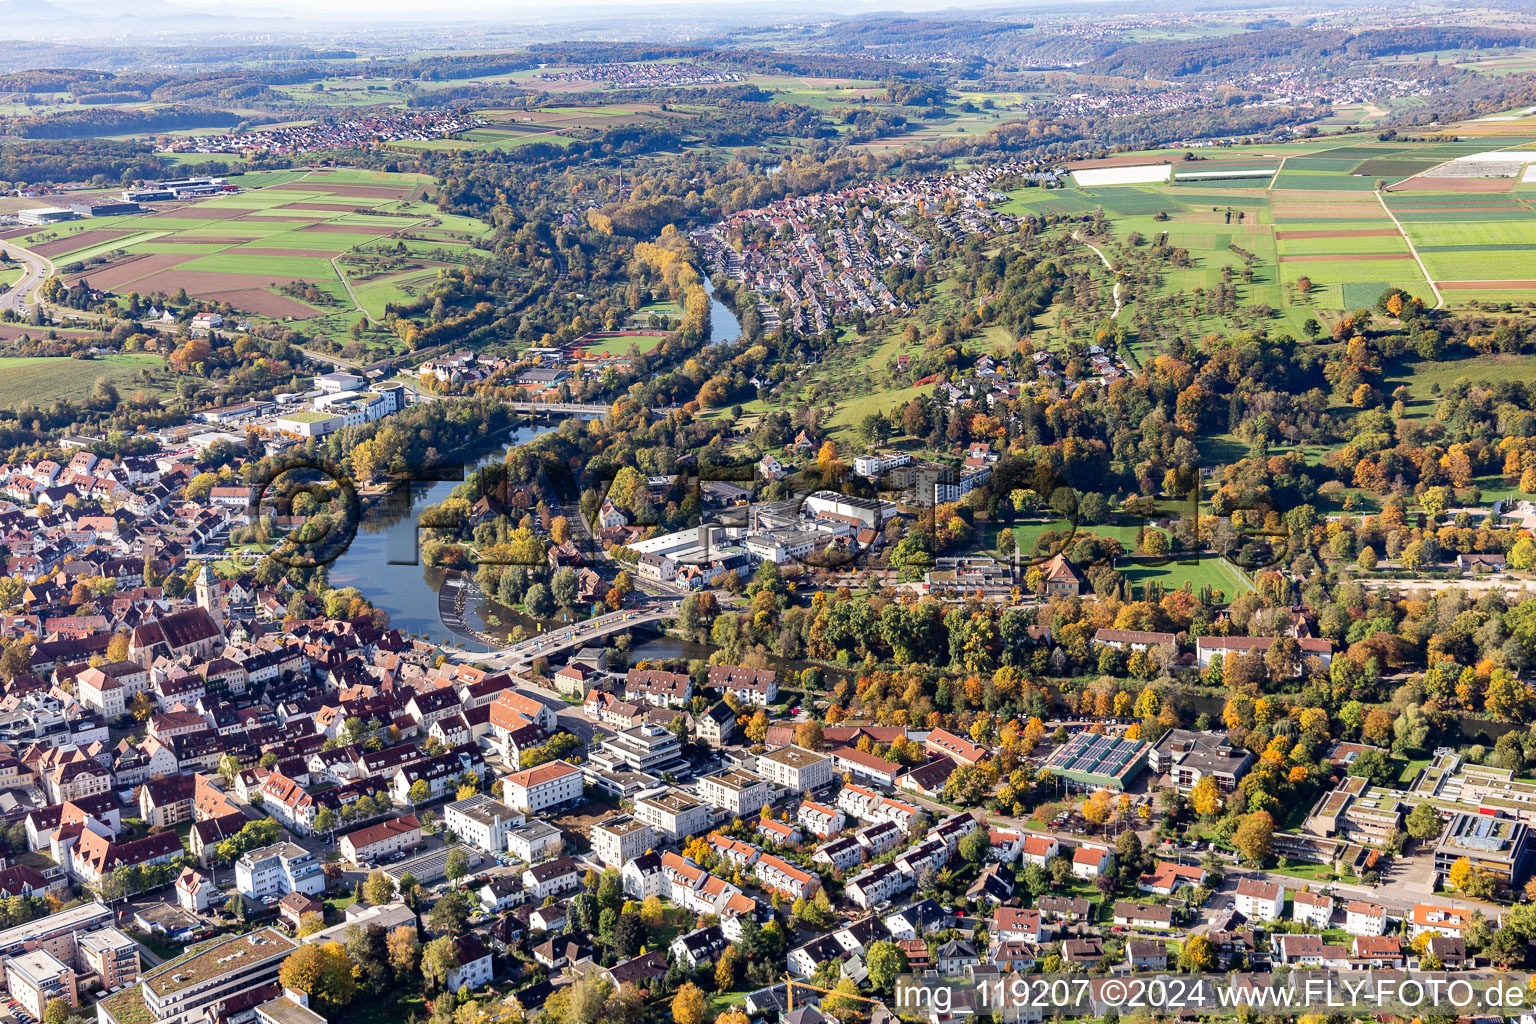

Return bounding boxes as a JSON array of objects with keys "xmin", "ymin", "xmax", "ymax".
[{"xmin": 160, "ymin": 0, "xmax": 1022, "ymax": 20}]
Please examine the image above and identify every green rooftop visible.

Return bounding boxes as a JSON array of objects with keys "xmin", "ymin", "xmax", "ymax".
[
  {"xmin": 142, "ymin": 928, "xmax": 296, "ymax": 998},
  {"xmin": 98, "ymin": 986, "xmax": 152, "ymax": 1024}
]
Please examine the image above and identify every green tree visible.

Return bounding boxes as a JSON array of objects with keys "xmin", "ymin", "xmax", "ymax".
[
  {"xmin": 420, "ymin": 936, "xmax": 460, "ymax": 992},
  {"xmin": 1405, "ymin": 802, "xmax": 1445, "ymax": 842},
  {"xmin": 363, "ymin": 870, "xmax": 397, "ymax": 906},
  {"xmin": 865, "ymin": 940, "xmax": 909, "ymax": 993},
  {"xmin": 957, "ymin": 828, "xmax": 990, "ymax": 864},
  {"xmin": 427, "ymin": 889, "xmax": 471, "ymax": 937},
  {"xmin": 444, "ymin": 848, "xmax": 469, "ymax": 883}
]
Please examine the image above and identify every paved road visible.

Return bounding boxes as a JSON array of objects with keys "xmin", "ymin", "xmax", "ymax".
[
  {"xmin": 0, "ymin": 238, "xmax": 50, "ymax": 312},
  {"xmin": 462, "ymin": 600, "xmax": 680, "ymax": 670}
]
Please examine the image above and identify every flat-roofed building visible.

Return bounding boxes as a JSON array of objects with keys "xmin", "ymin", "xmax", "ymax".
[
  {"xmin": 634, "ymin": 789, "xmax": 711, "ymax": 840},
  {"xmin": 756, "ymin": 745, "xmax": 834, "ymax": 793},
  {"xmin": 4, "ymin": 949, "xmax": 75, "ymax": 1017},
  {"xmin": 444, "ymin": 794, "xmax": 526, "ymax": 854},
  {"xmin": 589, "ymin": 724, "xmax": 688, "ymax": 776},
  {"xmin": 0, "ymin": 901, "xmax": 110, "ymax": 964},
  {"xmin": 1041, "ymin": 731, "xmax": 1149, "ymax": 792},
  {"xmin": 1149, "ymin": 729, "xmax": 1255, "ymax": 792},
  {"xmin": 139, "ymin": 928, "xmax": 297, "ymax": 1024},
  {"xmin": 301, "ymin": 902, "xmax": 416, "ymax": 947},
  {"xmin": 698, "ymin": 769, "xmax": 772, "ymax": 817},
  {"xmin": 235, "ymin": 843, "xmax": 324, "ymax": 900},
  {"xmin": 1433, "ymin": 810, "xmax": 1532, "ymax": 889},
  {"xmin": 78, "ymin": 927, "xmax": 140, "ymax": 992}
]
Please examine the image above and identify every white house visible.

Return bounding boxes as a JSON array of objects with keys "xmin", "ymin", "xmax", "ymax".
[
  {"xmin": 1292, "ymin": 890, "xmax": 1334, "ymax": 929},
  {"xmin": 235, "ymin": 843, "xmax": 324, "ymax": 900},
  {"xmin": 1020, "ymin": 834, "xmax": 1057, "ymax": 868},
  {"xmin": 443, "ymin": 794, "xmax": 525, "ymax": 854},
  {"xmin": 1072, "ymin": 844, "xmax": 1112, "ymax": 879},
  {"xmin": 501, "ymin": 760, "xmax": 583, "ymax": 814},
  {"xmin": 1348, "ymin": 900, "xmax": 1389, "ymax": 937},
  {"xmin": 523, "ymin": 856, "xmax": 581, "ymax": 900},
  {"xmin": 1233, "ymin": 878, "xmax": 1283, "ymax": 921}
]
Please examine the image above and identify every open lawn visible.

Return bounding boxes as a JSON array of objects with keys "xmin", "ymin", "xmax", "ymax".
[
  {"xmin": 1117, "ymin": 554, "xmax": 1255, "ymax": 602},
  {"xmin": 826, "ymin": 382, "xmax": 936, "ymax": 444},
  {"xmin": 1381, "ymin": 352, "xmax": 1536, "ymax": 416},
  {"xmin": 0, "ymin": 354, "xmax": 170, "ymax": 409}
]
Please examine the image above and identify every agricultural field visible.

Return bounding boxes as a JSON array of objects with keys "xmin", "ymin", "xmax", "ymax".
[
  {"xmin": 1029, "ymin": 135, "xmax": 1536, "ymax": 324},
  {"xmin": 8, "ymin": 168, "xmax": 476, "ymax": 348}
]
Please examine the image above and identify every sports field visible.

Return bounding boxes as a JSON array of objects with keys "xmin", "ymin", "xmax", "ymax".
[{"xmin": 9, "ymin": 169, "xmax": 471, "ymax": 338}]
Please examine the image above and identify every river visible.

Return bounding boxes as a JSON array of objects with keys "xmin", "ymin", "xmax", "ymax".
[
  {"xmin": 327, "ymin": 423, "xmax": 562, "ymax": 640},
  {"xmin": 329, "ymin": 276, "xmax": 746, "ymax": 642},
  {"xmin": 705, "ymin": 277, "xmax": 742, "ymax": 347}
]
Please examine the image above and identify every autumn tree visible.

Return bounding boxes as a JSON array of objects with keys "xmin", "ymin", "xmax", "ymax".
[
  {"xmin": 1190, "ymin": 776, "xmax": 1223, "ymax": 818},
  {"xmin": 1233, "ymin": 810, "xmax": 1275, "ymax": 867},
  {"xmin": 386, "ymin": 924, "xmax": 419, "ymax": 978},
  {"xmin": 364, "ymin": 870, "xmax": 396, "ymax": 905},
  {"xmin": 745, "ymin": 709, "xmax": 769, "ymax": 744},
  {"xmin": 279, "ymin": 943, "xmax": 356, "ymax": 1010},
  {"xmin": 672, "ymin": 983, "xmax": 708, "ymax": 1024},
  {"xmin": 1081, "ymin": 789, "xmax": 1114, "ymax": 828},
  {"xmin": 1179, "ymin": 935, "xmax": 1216, "ymax": 972}
]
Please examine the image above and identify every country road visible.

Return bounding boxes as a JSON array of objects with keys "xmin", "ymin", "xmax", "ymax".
[{"xmin": 331, "ymin": 256, "xmax": 378, "ymax": 325}]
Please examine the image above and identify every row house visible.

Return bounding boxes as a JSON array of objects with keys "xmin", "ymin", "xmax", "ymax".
[
  {"xmin": 757, "ymin": 818, "xmax": 800, "ymax": 845},
  {"xmin": 812, "ymin": 836, "xmax": 861, "ymax": 872},
  {"xmin": 853, "ymin": 820, "xmax": 903, "ymax": 858},
  {"xmin": 754, "ymin": 852, "xmax": 818, "ymax": 900},
  {"xmin": 846, "ymin": 861, "xmax": 907, "ymax": 910},
  {"xmin": 797, "ymin": 800, "xmax": 845, "ymax": 838}
]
